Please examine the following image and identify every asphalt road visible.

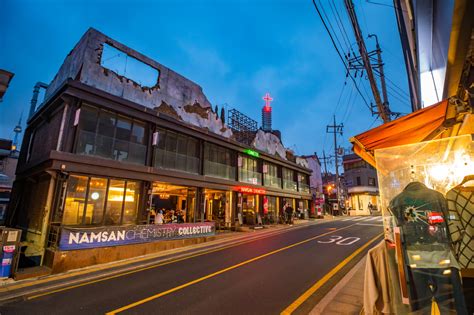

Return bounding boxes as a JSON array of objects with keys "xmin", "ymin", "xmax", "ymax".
[{"xmin": 1, "ymin": 217, "xmax": 383, "ymax": 315}]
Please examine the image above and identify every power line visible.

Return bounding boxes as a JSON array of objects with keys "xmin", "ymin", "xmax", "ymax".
[
  {"xmin": 333, "ymin": 78, "xmax": 348, "ymax": 115},
  {"xmin": 329, "ymin": 0, "xmax": 352, "ymax": 53},
  {"xmin": 311, "ymin": 0, "xmax": 372, "ymax": 112},
  {"xmin": 318, "ymin": 0, "xmax": 347, "ymax": 54}
]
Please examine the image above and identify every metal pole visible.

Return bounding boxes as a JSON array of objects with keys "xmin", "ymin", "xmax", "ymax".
[{"xmin": 333, "ymin": 115, "xmax": 340, "ymax": 215}]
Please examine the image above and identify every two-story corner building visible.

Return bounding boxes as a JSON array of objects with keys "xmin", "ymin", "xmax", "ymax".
[
  {"xmin": 6, "ymin": 28, "xmax": 312, "ymax": 274},
  {"xmin": 342, "ymin": 153, "xmax": 379, "ymax": 215}
]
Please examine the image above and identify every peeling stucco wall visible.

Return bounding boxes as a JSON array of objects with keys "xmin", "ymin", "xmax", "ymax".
[
  {"xmin": 44, "ymin": 28, "xmax": 234, "ymax": 137},
  {"xmin": 251, "ymin": 130, "xmax": 287, "ymax": 160}
]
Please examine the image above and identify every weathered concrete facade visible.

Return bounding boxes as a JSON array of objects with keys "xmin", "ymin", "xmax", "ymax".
[{"xmin": 45, "ymin": 28, "xmax": 212, "ymax": 111}]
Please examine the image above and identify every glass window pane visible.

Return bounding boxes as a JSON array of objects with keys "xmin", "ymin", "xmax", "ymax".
[
  {"xmin": 187, "ymin": 138, "xmax": 198, "ymax": 157},
  {"xmin": 96, "ymin": 111, "xmax": 116, "ymax": 159},
  {"xmin": 166, "ymin": 132, "xmax": 177, "ymax": 152},
  {"xmin": 85, "ymin": 177, "xmax": 107, "ymax": 224},
  {"xmin": 157, "ymin": 129, "xmax": 166, "ymax": 149},
  {"xmin": 122, "ymin": 181, "xmax": 140, "ymax": 224},
  {"xmin": 131, "ymin": 122, "xmax": 146, "ymax": 144},
  {"xmin": 63, "ymin": 175, "xmax": 88, "ymax": 225},
  {"xmin": 98, "ymin": 110, "xmax": 116, "ymax": 137},
  {"xmin": 115, "ymin": 116, "xmax": 132, "ymax": 141},
  {"xmin": 79, "ymin": 106, "xmax": 98, "ymax": 132},
  {"xmin": 177, "ymin": 136, "xmax": 187, "ymax": 155},
  {"xmin": 76, "ymin": 106, "xmax": 98, "ymax": 155},
  {"xmin": 105, "ymin": 179, "xmax": 125, "ymax": 225}
]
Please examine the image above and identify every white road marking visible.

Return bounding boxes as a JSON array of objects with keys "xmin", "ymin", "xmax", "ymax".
[
  {"xmin": 365, "ymin": 216, "xmax": 381, "ymax": 221},
  {"xmin": 356, "ymin": 223, "xmax": 383, "ymax": 226}
]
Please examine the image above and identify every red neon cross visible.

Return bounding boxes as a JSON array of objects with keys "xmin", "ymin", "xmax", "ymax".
[{"xmin": 263, "ymin": 93, "xmax": 273, "ymax": 107}]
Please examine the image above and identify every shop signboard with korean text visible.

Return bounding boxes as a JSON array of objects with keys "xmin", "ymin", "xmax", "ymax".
[{"xmin": 59, "ymin": 222, "xmax": 215, "ymax": 251}]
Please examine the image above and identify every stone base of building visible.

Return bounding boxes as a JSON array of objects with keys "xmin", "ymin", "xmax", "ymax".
[{"xmin": 40, "ymin": 234, "xmax": 223, "ymax": 275}]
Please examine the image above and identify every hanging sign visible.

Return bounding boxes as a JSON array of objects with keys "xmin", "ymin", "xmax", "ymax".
[{"xmin": 59, "ymin": 222, "xmax": 216, "ymax": 251}]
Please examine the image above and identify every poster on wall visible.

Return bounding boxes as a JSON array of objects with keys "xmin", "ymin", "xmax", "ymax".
[{"xmin": 59, "ymin": 222, "xmax": 216, "ymax": 251}]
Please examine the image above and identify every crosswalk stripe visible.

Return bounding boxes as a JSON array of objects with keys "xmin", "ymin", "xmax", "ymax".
[
  {"xmin": 353, "ymin": 217, "xmax": 368, "ymax": 221},
  {"xmin": 356, "ymin": 223, "xmax": 383, "ymax": 226},
  {"xmin": 365, "ymin": 216, "xmax": 381, "ymax": 221},
  {"xmin": 341, "ymin": 217, "xmax": 355, "ymax": 221}
]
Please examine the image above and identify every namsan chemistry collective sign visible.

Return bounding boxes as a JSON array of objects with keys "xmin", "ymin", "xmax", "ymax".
[{"xmin": 59, "ymin": 222, "xmax": 216, "ymax": 251}]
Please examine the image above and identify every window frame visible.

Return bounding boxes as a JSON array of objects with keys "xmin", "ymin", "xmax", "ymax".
[
  {"xmin": 74, "ymin": 103, "xmax": 148, "ymax": 165},
  {"xmin": 62, "ymin": 174, "xmax": 141, "ymax": 227}
]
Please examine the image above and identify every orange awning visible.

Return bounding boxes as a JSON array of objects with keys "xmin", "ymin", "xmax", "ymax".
[{"xmin": 350, "ymin": 100, "xmax": 449, "ymax": 168}]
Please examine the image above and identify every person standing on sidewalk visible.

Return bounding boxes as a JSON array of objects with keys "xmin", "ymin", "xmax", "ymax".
[{"xmin": 286, "ymin": 203, "xmax": 294, "ymax": 225}]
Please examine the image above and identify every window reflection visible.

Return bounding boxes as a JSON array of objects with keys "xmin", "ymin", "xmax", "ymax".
[
  {"xmin": 105, "ymin": 179, "xmax": 125, "ymax": 225},
  {"xmin": 75, "ymin": 105, "xmax": 147, "ymax": 165},
  {"xmin": 123, "ymin": 181, "xmax": 139, "ymax": 224},
  {"xmin": 61, "ymin": 175, "xmax": 141, "ymax": 226},
  {"xmin": 85, "ymin": 177, "xmax": 107, "ymax": 224},
  {"xmin": 63, "ymin": 176, "xmax": 88, "ymax": 225}
]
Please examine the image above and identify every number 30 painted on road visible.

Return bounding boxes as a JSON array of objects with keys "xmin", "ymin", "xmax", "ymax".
[{"xmin": 317, "ymin": 235, "xmax": 360, "ymax": 245}]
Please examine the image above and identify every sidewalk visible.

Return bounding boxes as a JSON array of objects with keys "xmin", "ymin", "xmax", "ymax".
[
  {"xmin": 0, "ymin": 218, "xmax": 326, "ymax": 302},
  {"xmin": 311, "ymin": 256, "xmax": 366, "ymax": 315}
]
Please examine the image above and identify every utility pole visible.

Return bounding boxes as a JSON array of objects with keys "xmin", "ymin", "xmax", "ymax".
[
  {"xmin": 326, "ymin": 115, "xmax": 343, "ymax": 211},
  {"xmin": 321, "ymin": 150, "xmax": 330, "ymax": 177},
  {"xmin": 344, "ymin": 0, "xmax": 391, "ymax": 123},
  {"xmin": 368, "ymin": 34, "xmax": 389, "ymax": 109}
]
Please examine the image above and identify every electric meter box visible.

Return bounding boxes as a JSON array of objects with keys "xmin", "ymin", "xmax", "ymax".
[{"xmin": 0, "ymin": 227, "xmax": 22, "ymax": 278}]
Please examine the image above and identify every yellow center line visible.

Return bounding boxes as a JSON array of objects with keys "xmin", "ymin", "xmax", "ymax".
[
  {"xmin": 105, "ymin": 224, "xmax": 357, "ymax": 315},
  {"xmin": 26, "ymin": 228, "xmax": 296, "ymax": 300},
  {"xmin": 280, "ymin": 233, "xmax": 383, "ymax": 315}
]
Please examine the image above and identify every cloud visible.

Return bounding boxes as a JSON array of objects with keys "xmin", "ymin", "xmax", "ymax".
[{"xmin": 178, "ymin": 41, "xmax": 230, "ymax": 77}]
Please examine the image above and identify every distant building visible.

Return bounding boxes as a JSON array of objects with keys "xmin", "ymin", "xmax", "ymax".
[
  {"xmin": 299, "ymin": 155, "xmax": 323, "ymax": 216},
  {"xmin": 343, "ymin": 153, "xmax": 379, "ymax": 215},
  {"xmin": 0, "ymin": 139, "xmax": 18, "ymax": 223}
]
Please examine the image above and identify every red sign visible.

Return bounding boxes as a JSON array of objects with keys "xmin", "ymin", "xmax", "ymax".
[
  {"xmin": 235, "ymin": 186, "xmax": 266, "ymax": 195},
  {"xmin": 428, "ymin": 212, "xmax": 444, "ymax": 224}
]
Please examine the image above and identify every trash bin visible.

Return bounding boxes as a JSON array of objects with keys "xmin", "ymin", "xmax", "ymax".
[{"xmin": 0, "ymin": 228, "xmax": 22, "ymax": 278}]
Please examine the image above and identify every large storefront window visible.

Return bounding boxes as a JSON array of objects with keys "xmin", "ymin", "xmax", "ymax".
[
  {"xmin": 263, "ymin": 195, "xmax": 277, "ymax": 224},
  {"xmin": 282, "ymin": 168, "xmax": 297, "ymax": 191},
  {"xmin": 241, "ymin": 193, "xmax": 258, "ymax": 225},
  {"xmin": 263, "ymin": 162, "xmax": 281, "ymax": 188},
  {"xmin": 85, "ymin": 177, "xmax": 107, "ymax": 224},
  {"xmin": 204, "ymin": 143, "xmax": 236, "ymax": 180},
  {"xmin": 153, "ymin": 128, "xmax": 200, "ymax": 174},
  {"xmin": 75, "ymin": 105, "xmax": 147, "ymax": 165},
  {"xmin": 150, "ymin": 183, "xmax": 196, "ymax": 223},
  {"xmin": 63, "ymin": 175, "xmax": 88, "ymax": 225},
  {"xmin": 204, "ymin": 189, "xmax": 230, "ymax": 223},
  {"xmin": 62, "ymin": 175, "xmax": 141, "ymax": 226},
  {"xmin": 239, "ymin": 155, "xmax": 261, "ymax": 185},
  {"xmin": 105, "ymin": 179, "xmax": 126, "ymax": 225}
]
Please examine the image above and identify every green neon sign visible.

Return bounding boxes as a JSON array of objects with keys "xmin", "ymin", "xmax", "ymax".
[{"xmin": 244, "ymin": 149, "xmax": 259, "ymax": 158}]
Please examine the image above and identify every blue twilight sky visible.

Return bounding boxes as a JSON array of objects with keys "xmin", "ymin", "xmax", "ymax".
[{"xmin": 0, "ymin": 0, "xmax": 410, "ymax": 168}]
